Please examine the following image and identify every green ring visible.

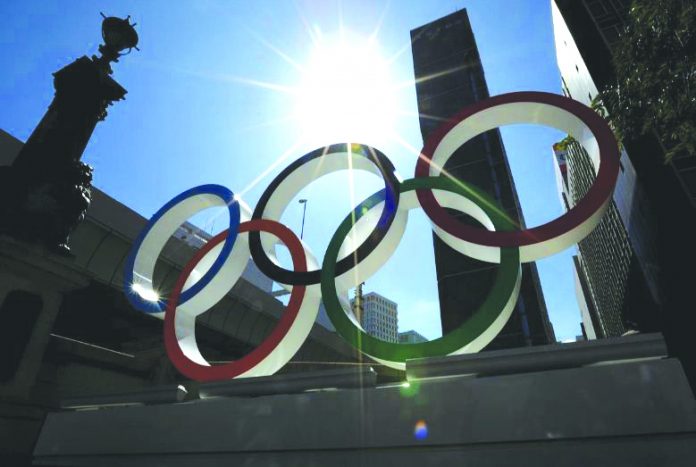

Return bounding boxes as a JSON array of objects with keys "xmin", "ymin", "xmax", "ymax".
[{"xmin": 320, "ymin": 176, "xmax": 521, "ymax": 367}]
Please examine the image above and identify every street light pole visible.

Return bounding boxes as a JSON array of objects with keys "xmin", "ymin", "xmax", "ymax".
[{"xmin": 299, "ymin": 199, "xmax": 308, "ymax": 240}]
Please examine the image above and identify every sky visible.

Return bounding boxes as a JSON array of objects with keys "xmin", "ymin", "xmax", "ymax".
[{"xmin": 0, "ymin": 0, "xmax": 583, "ymax": 341}]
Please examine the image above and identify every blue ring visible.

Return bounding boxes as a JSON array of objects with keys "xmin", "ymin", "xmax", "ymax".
[{"xmin": 123, "ymin": 184, "xmax": 240, "ymax": 314}]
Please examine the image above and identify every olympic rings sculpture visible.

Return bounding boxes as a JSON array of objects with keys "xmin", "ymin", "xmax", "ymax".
[{"xmin": 123, "ymin": 92, "xmax": 619, "ymax": 381}]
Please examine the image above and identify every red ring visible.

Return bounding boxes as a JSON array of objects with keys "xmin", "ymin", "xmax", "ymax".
[
  {"xmin": 164, "ymin": 219, "xmax": 307, "ymax": 382},
  {"xmin": 415, "ymin": 91, "xmax": 619, "ymax": 248}
]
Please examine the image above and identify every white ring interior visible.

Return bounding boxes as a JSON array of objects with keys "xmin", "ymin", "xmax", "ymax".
[
  {"xmin": 259, "ymin": 148, "xmax": 394, "ymax": 289},
  {"xmin": 334, "ymin": 188, "xmax": 521, "ymax": 370},
  {"xmin": 429, "ymin": 101, "xmax": 610, "ymax": 263},
  {"xmin": 131, "ymin": 193, "xmax": 235, "ymax": 315},
  {"xmin": 172, "ymin": 229, "xmax": 322, "ymax": 377}
]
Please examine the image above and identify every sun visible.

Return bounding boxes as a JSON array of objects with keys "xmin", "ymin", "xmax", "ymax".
[{"xmin": 294, "ymin": 30, "xmax": 399, "ymax": 150}]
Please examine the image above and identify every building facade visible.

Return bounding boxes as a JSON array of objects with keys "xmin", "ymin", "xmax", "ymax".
[
  {"xmin": 356, "ymin": 292, "xmax": 398, "ymax": 343},
  {"xmin": 399, "ymin": 330, "xmax": 428, "ymax": 344},
  {"xmin": 410, "ymin": 10, "xmax": 555, "ymax": 349},
  {"xmin": 551, "ymin": 1, "xmax": 663, "ymax": 338},
  {"xmin": 552, "ymin": 141, "xmax": 660, "ymax": 338},
  {"xmin": 553, "ymin": 0, "xmax": 696, "ymax": 395}
]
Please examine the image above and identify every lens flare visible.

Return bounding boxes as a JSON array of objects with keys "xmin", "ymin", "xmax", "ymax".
[
  {"xmin": 414, "ymin": 419, "xmax": 428, "ymax": 440},
  {"xmin": 399, "ymin": 380, "xmax": 421, "ymax": 398},
  {"xmin": 131, "ymin": 283, "xmax": 160, "ymax": 303}
]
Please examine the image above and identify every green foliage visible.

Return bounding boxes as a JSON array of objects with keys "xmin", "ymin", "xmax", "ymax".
[
  {"xmin": 590, "ymin": 95, "xmax": 623, "ymax": 152},
  {"xmin": 554, "ymin": 99, "xmax": 621, "ymax": 153},
  {"xmin": 600, "ymin": 0, "xmax": 696, "ymax": 162},
  {"xmin": 554, "ymin": 135, "xmax": 576, "ymax": 151}
]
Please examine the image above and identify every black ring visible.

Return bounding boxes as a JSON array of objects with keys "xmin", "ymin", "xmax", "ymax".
[{"xmin": 249, "ymin": 143, "xmax": 401, "ymax": 285}]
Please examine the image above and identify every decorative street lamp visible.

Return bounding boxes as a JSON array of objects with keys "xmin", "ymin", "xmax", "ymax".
[{"xmin": 0, "ymin": 13, "xmax": 138, "ymax": 254}]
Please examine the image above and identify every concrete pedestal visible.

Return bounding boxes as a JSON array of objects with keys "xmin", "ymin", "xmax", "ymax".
[
  {"xmin": 33, "ymin": 334, "xmax": 696, "ymax": 466},
  {"xmin": 0, "ymin": 236, "xmax": 87, "ymax": 464}
]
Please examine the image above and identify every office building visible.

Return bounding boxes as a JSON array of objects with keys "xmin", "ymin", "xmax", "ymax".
[
  {"xmin": 551, "ymin": 140, "xmax": 659, "ymax": 338},
  {"xmin": 410, "ymin": 10, "xmax": 555, "ymax": 348},
  {"xmin": 551, "ymin": 0, "xmax": 663, "ymax": 335},
  {"xmin": 399, "ymin": 330, "xmax": 428, "ymax": 344},
  {"xmin": 552, "ymin": 0, "xmax": 696, "ymax": 394},
  {"xmin": 354, "ymin": 292, "xmax": 398, "ymax": 343}
]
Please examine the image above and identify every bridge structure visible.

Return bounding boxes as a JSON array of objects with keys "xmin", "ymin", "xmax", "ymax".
[{"xmin": 0, "ymin": 129, "xmax": 363, "ymax": 464}]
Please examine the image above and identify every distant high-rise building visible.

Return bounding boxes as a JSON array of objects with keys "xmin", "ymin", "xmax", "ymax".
[
  {"xmin": 410, "ymin": 10, "xmax": 555, "ymax": 348},
  {"xmin": 353, "ymin": 292, "xmax": 398, "ymax": 343},
  {"xmin": 399, "ymin": 330, "xmax": 428, "ymax": 344}
]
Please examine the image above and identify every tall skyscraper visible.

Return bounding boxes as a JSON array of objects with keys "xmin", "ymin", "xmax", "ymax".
[
  {"xmin": 551, "ymin": 140, "xmax": 660, "ymax": 338},
  {"xmin": 551, "ymin": 0, "xmax": 664, "ymax": 336},
  {"xmin": 552, "ymin": 0, "xmax": 696, "ymax": 394},
  {"xmin": 410, "ymin": 10, "xmax": 555, "ymax": 349}
]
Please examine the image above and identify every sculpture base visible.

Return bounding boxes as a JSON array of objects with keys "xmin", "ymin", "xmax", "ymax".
[
  {"xmin": 0, "ymin": 235, "xmax": 88, "ymax": 466},
  {"xmin": 32, "ymin": 335, "xmax": 696, "ymax": 466}
]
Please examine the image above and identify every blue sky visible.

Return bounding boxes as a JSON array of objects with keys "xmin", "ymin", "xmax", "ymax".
[{"xmin": 0, "ymin": 0, "xmax": 582, "ymax": 341}]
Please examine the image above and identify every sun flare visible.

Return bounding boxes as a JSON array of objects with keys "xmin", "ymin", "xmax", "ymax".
[{"xmin": 294, "ymin": 30, "xmax": 399, "ymax": 149}]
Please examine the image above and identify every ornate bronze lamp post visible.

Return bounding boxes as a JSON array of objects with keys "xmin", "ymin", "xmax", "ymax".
[{"xmin": 0, "ymin": 14, "xmax": 138, "ymax": 254}]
